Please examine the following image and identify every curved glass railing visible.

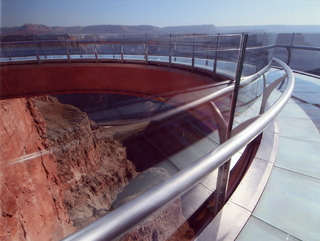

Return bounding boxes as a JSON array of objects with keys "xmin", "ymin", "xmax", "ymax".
[
  {"xmin": 60, "ymin": 57, "xmax": 294, "ymax": 241},
  {"xmin": 0, "ymin": 33, "xmax": 273, "ymax": 80},
  {"xmin": 273, "ymin": 33, "xmax": 320, "ymax": 76},
  {"xmin": 2, "ymin": 32, "xmax": 318, "ymax": 78},
  {"xmin": 0, "ymin": 33, "xmax": 300, "ymax": 240}
]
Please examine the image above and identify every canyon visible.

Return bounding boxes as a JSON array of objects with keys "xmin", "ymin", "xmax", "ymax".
[{"xmin": 0, "ymin": 96, "xmax": 193, "ymax": 240}]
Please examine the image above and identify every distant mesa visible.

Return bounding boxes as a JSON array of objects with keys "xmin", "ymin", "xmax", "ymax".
[
  {"xmin": 0, "ymin": 23, "xmax": 216, "ymax": 36},
  {"xmin": 162, "ymin": 24, "xmax": 216, "ymax": 34},
  {"xmin": 1, "ymin": 23, "xmax": 319, "ymax": 39}
]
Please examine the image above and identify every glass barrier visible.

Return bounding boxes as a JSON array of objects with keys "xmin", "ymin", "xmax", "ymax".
[
  {"xmin": 274, "ymin": 33, "xmax": 320, "ymax": 75},
  {"xmin": 0, "ymin": 33, "xmax": 298, "ymax": 241},
  {"xmin": 0, "ymin": 33, "xmax": 243, "ymax": 79},
  {"xmin": 95, "ymin": 34, "xmax": 122, "ymax": 59},
  {"xmin": 242, "ymin": 33, "xmax": 277, "ymax": 76}
]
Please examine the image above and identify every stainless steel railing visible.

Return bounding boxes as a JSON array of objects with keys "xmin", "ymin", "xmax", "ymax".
[
  {"xmin": 2, "ymin": 33, "xmax": 318, "ymax": 78},
  {"xmin": 61, "ymin": 57, "xmax": 294, "ymax": 241},
  {"xmin": 0, "ymin": 33, "xmax": 243, "ymax": 79},
  {"xmin": 0, "ymin": 34, "xmax": 298, "ymax": 240}
]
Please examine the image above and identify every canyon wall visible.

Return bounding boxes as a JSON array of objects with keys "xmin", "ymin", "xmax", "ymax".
[
  {"xmin": 0, "ymin": 98, "xmax": 74, "ymax": 241},
  {"xmin": 1, "ymin": 96, "xmax": 193, "ymax": 241},
  {"xmin": 33, "ymin": 96, "xmax": 137, "ymax": 229},
  {"xmin": 0, "ymin": 97, "xmax": 138, "ymax": 240}
]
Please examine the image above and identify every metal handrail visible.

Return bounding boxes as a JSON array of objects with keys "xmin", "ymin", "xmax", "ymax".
[
  {"xmin": 275, "ymin": 44, "xmax": 320, "ymax": 51},
  {"xmin": 61, "ymin": 57, "xmax": 294, "ymax": 241},
  {"xmin": 150, "ymin": 59, "xmax": 272, "ymax": 123},
  {"xmin": 1, "ymin": 35, "xmax": 318, "ymax": 79},
  {"xmin": 0, "ymin": 34, "xmax": 298, "ymax": 239}
]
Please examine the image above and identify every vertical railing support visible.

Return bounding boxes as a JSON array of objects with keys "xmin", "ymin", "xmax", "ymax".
[
  {"xmin": 255, "ymin": 33, "xmax": 266, "ymax": 72},
  {"xmin": 287, "ymin": 33, "xmax": 295, "ymax": 66},
  {"xmin": 112, "ymin": 44, "xmax": 115, "ymax": 59},
  {"xmin": 65, "ymin": 34, "xmax": 71, "ymax": 63},
  {"xmin": 259, "ymin": 73, "xmax": 268, "ymax": 114},
  {"xmin": 192, "ymin": 33, "xmax": 196, "ymax": 71},
  {"xmin": 145, "ymin": 34, "xmax": 148, "ymax": 66},
  {"xmin": 260, "ymin": 74, "xmax": 287, "ymax": 114},
  {"xmin": 207, "ymin": 101, "xmax": 228, "ymax": 213},
  {"xmin": 36, "ymin": 47, "xmax": 41, "ymax": 64},
  {"xmin": 206, "ymin": 50, "xmax": 209, "ymax": 66},
  {"xmin": 120, "ymin": 34, "xmax": 124, "ymax": 63},
  {"xmin": 212, "ymin": 33, "xmax": 248, "ymax": 215},
  {"xmin": 34, "ymin": 42, "xmax": 41, "ymax": 65},
  {"xmin": 33, "ymin": 35, "xmax": 41, "ymax": 64},
  {"xmin": 169, "ymin": 34, "xmax": 172, "ymax": 67},
  {"xmin": 213, "ymin": 34, "xmax": 220, "ymax": 80},
  {"xmin": 228, "ymin": 33, "xmax": 248, "ymax": 132},
  {"xmin": 6, "ymin": 46, "xmax": 12, "ymax": 61},
  {"xmin": 94, "ymin": 35, "xmax": 98, "ymax": 63}
]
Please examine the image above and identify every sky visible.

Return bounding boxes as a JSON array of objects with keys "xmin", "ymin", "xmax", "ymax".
[{"xmin": 1, "ymin": 0, "xmax": 320, "ymax": 28}]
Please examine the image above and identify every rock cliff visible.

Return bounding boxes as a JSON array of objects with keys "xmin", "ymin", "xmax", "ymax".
[
  {"xmin": 33, "ymin": 96, "xmax": 137, "ymax": 229},
  {"xmin": 0, "ymin": 96, "xmax": 137, "ymax": 239},
  {"xmin": 1, "ymin": 96, "xmax": 194, "ymax": 240},
  {"xmin": 114, "ymin": 167, "xmax": 194, "ymax": 241},
  {"xmin": 0, "ymin": 98, "xmax": 74, "ymax": 241}
]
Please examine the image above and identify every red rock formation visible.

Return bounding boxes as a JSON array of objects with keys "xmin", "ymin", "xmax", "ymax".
[
  {"xmin": 0, "ymin": 96, "xmax": 138, "ymax": 240},
  {"xmin": 119, "ymin": 201, "xmax": 194, "ymax": 241},
  {"xmin": 1, "ymin": 96, "xmax": 193, "ymax": 240},
  {"xmin": 0, "ymin": 98, "xmax": 74, "ymax": 241},
  {"xmin": 114, "ymin": 168, "xmax": 195, "ymax": 241},
  {"xmin": 33, "ymin": 97, "xmax": 137, "ymax": 229}
]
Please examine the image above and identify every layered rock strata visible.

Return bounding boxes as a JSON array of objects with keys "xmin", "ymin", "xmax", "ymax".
[
  {"xmin": 0, "ymin": 96, "xmax": 137, "ymax": 239},
  {"xmin": 114, "ymin": 167, "xmax": 194, "ymax": 241},
  {"xmin": 0, "ymin": 98, "xmax": 74, "ymax": 241},
  {"xmin": 1, "ymin": 96, "xmax": 194, "ymax": 241},
  {"xmin": 33, "ymin": 96, "xmax": 137, "ymax": 229}
]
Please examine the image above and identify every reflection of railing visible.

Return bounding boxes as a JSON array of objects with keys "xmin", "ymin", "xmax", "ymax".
[{"xmin": 61, "ymin": 58, "xmax": 294, "ymax": 241}]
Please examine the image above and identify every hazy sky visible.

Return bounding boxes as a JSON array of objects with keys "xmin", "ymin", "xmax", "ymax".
[{"xmin": 1, "ymin": 0, "xmax": 320, "ymax": 28}]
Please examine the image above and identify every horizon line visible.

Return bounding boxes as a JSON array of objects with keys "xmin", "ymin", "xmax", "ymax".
[{"xmin": 2, "ymin": 23, "xmax": 320, "ymax": 29}]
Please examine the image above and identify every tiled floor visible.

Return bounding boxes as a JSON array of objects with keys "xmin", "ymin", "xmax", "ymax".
[
  {"xmin": 196, "ymin": 71, "xmax": 320, "ymax": 241},
  {"xmin": 236, "ymin": 72, "xmax": 320, "ymax": 241}
]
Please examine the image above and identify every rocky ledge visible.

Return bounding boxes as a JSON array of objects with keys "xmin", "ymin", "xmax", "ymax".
[{"xmin": 0, "ymin": 96, "xmax": 193, "ymax": 240}]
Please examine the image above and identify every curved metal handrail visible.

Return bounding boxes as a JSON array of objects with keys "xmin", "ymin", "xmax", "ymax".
[
  {"xmin": 61, "ymin": 57, "xmax": 294, "ymax": 241},
  {"xmin": 151, "ymin": 61, "xmax": 272, "ymax": 122}
]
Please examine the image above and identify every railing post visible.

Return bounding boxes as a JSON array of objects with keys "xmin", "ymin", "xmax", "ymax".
[
  {"xmin": 212, "ymin": 33, "xmax": 248, "ymax": 215},
  {"xmin": 145, "ymin": 34, "xmax": 148, "ymax": 66},
  {"xmin": 34, "ymin": 39, "xmax": 41, "ymax": 65},
  {"xmin": 287, "ymin": 33, "xmax": 295, "ymax": 66},
  {"xmin": 169, "ymin": 34, "xmax": 172, "ymax": 67},
  {"xmin": 65, "ymin": 34, "xmax": 71, "ymax": 63},
  {"xmin": 36, "ymin": 47, "xmax": 41, "ymax": 64},
  {"xmin": 259, "ymin": 73, "xmax": 268, "ymax": 114},
  {"xmin": 112, "ymin": 44, "xmax": 115, "ymax": 59},
  {"xmin": 213, "ymin": 34, "xmax": 220, "ymax": 80},
  {"xmin": 94, "ymin": 35, "xmax": 98, "ymax": 63},
  {"xmin": 6, "ymin": 46, "xmax": 12, "ymax": 61},
  {"xmin": 255, "ymin": 33, "xmax": 266, "ymax": 72},
  {"xmin": 121, "ymin": 34, "xmax": 124, "ymax": 63},
  {"xmin": 206, "ymin": 50, "xmax": 209, "ymax": 66},
  {"xmin": 192, "ymin": 33, "xmax": 195, "ymax": 71},
  {"xmin": 228, "ymin": 33, "xmax": 248, "ymax": 131}
]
